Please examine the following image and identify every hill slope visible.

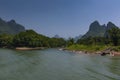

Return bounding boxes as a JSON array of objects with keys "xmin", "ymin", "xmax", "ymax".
[
  {"xmin": 0, "ymin": 18, "xmax": 25, "ymax": 34},
  {"xmin": 82, "ymin": 21, "xmax": 118, "ymax": 38}
]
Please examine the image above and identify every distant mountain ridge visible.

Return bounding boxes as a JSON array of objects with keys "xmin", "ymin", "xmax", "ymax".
[
  {"xmin": 82, "ymin": 21, "xmax": 118, "ymax": 38},
  {"xmin": 0, "ymin": 18, "xmax": 118, "ymax": 38},
  {"xmin": 74, "ymin": 35, "xmax": 82, "ymax": 42},
  {"xmin": 53, "ymin": 35, "xmax": 61, "ymax": 38},
  {"xmin": 0, "ymin": 18, "xmax": 25, "ymax": 34}
]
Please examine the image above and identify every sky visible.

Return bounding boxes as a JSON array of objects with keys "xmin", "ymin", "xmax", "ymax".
[{"xmin": 0, "ymin": 0, "xmax": 120, "ymax": 38}]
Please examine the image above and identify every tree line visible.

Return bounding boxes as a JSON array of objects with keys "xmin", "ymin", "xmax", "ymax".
[
  {"xmin": 0, "ymin": 30, "xmax": 66, "ymax": 48},
  {"xmin": 0, "ymin": 27, "xmax": 120, "ymax": 49},
  {"xmin": 77, "ymin": 27, "xmax": 120, "ymax": 46}
]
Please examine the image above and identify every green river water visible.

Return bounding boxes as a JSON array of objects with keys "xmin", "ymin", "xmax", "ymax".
[{"xmin": 0, "ymin": 48, "xmax": 120, "ymax": 80}]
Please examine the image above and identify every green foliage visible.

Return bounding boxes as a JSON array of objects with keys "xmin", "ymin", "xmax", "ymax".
[
  {"xmin": 112, "ymin": 46, "xmax": 120, "ymax": 52},
  {"xmin": 67, "ymin": 27, "xmax": 120, "ymax": 52},
  {"xmin": 0, "ymin": 34, "xmax": 13, "ymax": 47},
  {"xmin": 66, "ymin": 38, "xmax": 74, "ymax": 47},
  {"xmin": 108, "ymin": 27, "xmax": 120, "ymax": 46},
  {"xmin": 77, "ymin": 37, "xmax": 109, "ymax": 46},
  {"xmin": 49, "ymin": 38, "xmax": 66, "ymax": 47},
  {"xmin": 13, "ymin": 30, "xmax": 45, "ymax": 47},
  {"xmin": 0, "ymin": 29, "xmax": 67, "ymax": 48}
]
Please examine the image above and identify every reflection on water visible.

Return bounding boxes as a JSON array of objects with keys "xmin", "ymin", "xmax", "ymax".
[{"xmin": 0, "ymin": 48, "xmax": 120, "ymax": 80}]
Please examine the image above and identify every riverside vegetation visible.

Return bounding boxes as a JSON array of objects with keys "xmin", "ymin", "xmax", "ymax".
[
  {"xmin": 0, "ymin": 18, "xmax": 66, "ymax": 49},
  {"xmin": 66, "ymin": 21, "xmax": 120, "ymax": 55},
  {"xmin": 0, "ymin": 30, "xmax": 66, "ymax": 49},
  {"xmin": 67, "ymin": 27, "xmax": 120, "ymax": 55}
]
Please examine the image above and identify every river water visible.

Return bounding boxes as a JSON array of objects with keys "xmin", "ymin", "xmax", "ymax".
[{"xmin": 0, "ymin": 48, "xmax": 120, "ymax": 80}]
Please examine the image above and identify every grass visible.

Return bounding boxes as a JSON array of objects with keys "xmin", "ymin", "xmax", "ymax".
[
  {"xmin": 111, "ymin": 46, "xmax": 120, "ymax": 52},
  {"xmin": 66, "ymin": 44, "xmax": 110, "ymax": 53}
]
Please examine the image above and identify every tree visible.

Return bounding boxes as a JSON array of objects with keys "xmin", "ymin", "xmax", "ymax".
[
  {"xmin": 48, "ymin": 38, "xmax": 66, "ymax": 47},
  {"xmin": 0, "ymin": 34, "xmax": 13, "ymax": 47},
  {"xmin": 66, "ymin": 38, "xmax": 74, "ymax": 46},
  {"xmin": 12, "ymin": 30, "xmax": 44, "ymax": 47},
  {"xmin": 12, "ymin": 29, "xmax": 66, "ymax": 47},
  {"xmin": 108, "ymin": 27, "xmax": 120, "ymax": 46}
]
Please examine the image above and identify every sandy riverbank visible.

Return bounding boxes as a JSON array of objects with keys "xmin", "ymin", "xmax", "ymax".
[{"xmin": 16, "ymin": 47, "xmax": 45, "ymax": 50}]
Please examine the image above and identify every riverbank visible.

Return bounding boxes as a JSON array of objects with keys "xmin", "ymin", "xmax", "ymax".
[
  {"xmin": 63, "ymin": 48, "xmax": 120, "ymax": 56},
  {"xmin": 65, "ymin": 44, "xmax": 120, "ymax": 56},
  {"xmin": 15, "ymin": 47, "xmax": 45, "ymax": 50}
]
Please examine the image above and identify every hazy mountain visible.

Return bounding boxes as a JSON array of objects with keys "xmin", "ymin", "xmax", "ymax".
[
  {"xmin": 53, "ymin": 35, "xmax": 61, "ymax": 38},
  {"xmin": 74, "ymin": 35, "xmax": 82, "ymax": 42},
  {"xmin": 82, "ymin": 21, "xmax": 118, "ymax": 38},
  {"xmin": 0, "ymin": 18, "xmax": 25, "ymax": 34}
]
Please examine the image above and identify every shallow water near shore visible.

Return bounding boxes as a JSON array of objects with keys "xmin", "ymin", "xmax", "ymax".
[{"xmin": 0, "ymin": 48, "xmax": 120, "ymax": 80}]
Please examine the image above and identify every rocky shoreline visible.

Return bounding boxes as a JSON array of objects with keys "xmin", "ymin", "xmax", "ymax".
[{"xmin": 59, "ymin": 48, "xmax": 120, "ymax": 56}]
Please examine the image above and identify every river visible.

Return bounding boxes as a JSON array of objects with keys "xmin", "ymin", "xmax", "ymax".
[{"xmin": 0, "ymin": 48, "xmax": 120, "ymax": 80}]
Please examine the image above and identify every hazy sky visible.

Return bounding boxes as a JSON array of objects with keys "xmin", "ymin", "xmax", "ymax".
[{"xmin": 0, "ymin": 0, "xmax": 120, "ymax": 38}]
